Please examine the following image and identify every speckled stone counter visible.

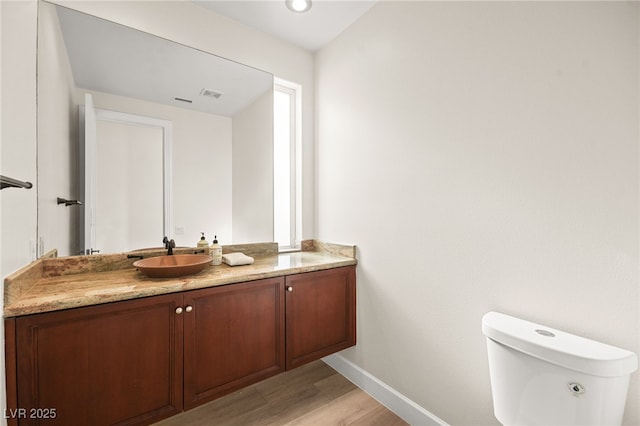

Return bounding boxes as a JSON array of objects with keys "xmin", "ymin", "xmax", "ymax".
[{"xmin": 4, "ymin": 241, "xmax": 356, "ymax": 318}]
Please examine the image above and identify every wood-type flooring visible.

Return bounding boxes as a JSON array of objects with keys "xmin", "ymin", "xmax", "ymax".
[{"xmin": 154, "ymin": 360, "xmax": 407, "ymax": 426}]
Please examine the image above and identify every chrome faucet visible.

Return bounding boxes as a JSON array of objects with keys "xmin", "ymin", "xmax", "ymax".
[{"xmin": 162, "ymin": 236, "xmax": 176, "ymax": 255}]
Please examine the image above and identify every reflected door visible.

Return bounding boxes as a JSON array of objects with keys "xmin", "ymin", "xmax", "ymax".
[
  {"xmin": 95, "ymin": 121, "xmax": 163, "ymax": 252},
  {"xmin": 80, "ymin": 93, "xmax": 173, "ymax": 254}
]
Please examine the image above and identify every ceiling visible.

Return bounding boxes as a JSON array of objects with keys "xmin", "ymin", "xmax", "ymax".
[
  {"xmin": 194, "ymin": 1, "xmax": 377, "ymax": 52},
  {"xmin": 54, "ymin": 1, "xmax": 377, "ymax": 117},
  {"xmin": 56, "ymin": 5, "xmax": 273, "ymax": 117}
]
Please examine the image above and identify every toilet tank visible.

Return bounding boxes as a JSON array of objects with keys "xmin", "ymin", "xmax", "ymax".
[{"xmin": 482, "ymin": 312, "xmax": 638, "ymax": 426}]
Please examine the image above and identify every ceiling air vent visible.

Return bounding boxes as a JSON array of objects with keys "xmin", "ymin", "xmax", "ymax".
[{"xmin": 200, "ymin": 88, "xmax": 223, "ymax": 99}]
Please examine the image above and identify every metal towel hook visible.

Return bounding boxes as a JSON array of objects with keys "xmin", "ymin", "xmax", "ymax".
[
  {"xmin": 0, "ymin": 175, "xmax": 32, "ymax": 190},
  {"xmin": 57, "ymin": 197, "xmax": 82, "ymax": 207}
]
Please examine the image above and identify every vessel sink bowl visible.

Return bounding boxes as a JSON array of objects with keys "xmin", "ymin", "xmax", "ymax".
[{"xmin": 133, "ymin": 254, "xmax": 212, "ymax": 278}]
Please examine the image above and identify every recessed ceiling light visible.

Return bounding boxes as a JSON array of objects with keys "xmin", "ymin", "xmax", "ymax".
[{"xmin": 285, "ymin": 0, "xmax": 312, "ymax": 13}]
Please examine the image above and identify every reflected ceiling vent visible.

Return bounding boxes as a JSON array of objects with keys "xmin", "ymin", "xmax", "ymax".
[{"xmin": 200, "ymin": 88, "xmax": 223, "ymax": 99}]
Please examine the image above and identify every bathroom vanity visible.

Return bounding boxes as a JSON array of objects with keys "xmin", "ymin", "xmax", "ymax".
[{"xmin": 4, "ymin": 241, "xmax": 356, "ymax": 426}]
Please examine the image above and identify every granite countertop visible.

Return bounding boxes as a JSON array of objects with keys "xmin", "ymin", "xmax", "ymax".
[{"xmin": 4, "ymin": 240, "xmax": 356, "ymax": 318}]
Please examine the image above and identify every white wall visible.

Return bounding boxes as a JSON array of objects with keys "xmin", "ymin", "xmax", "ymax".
[
  {"xmin": 316, "ymin": 2, "xmax": 639, "ymax": 425},
  {"xmin": 1, "ymin": 2, "xmax": 38, "ymax": 281},
  {"xmin": 232, "ymin": 90, "xmax": 274, "ymax": 244},
  {"xmin": 1, "ymin": 2, "xmax": 38, "ymax": 424},
  {"xmin": 37, "ymin": 1, "xmax": 79, "ymax": 257}
]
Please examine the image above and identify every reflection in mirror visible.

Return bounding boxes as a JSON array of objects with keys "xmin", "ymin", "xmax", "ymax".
[
  {"xmin": 37, "ymin": 1, "xmax": 274, "ymax": 257},
  {"xmin": 95, "ymin": 117, "xmax": 164, "ymax": 253},
  {"xmin": 82, "ymin": 103, "xmax": 172, "ymax": 254}
]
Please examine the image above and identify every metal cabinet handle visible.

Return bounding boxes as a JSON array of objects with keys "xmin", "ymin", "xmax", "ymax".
[
  {"xmin": 175, "ymin": 307, "xmax": 183, "ymax": 315},
  {"xmin": 286, "ymin": 286, "xmax": 293, "ymax": 292},
  {"xmin": 185, "ymin": 305, "xmax": 193, "ymax": 313}
]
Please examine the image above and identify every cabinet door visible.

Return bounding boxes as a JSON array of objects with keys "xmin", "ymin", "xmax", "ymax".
[
  {"xmin": 15, "ymin": 294, "xmax": 183, "ymax": 426},
  {"xmin": 285, "ymin": 266, "xmax": 356, "ymax": 370},
  {"xmin": 183, "ymin": 278, "xmax": 285, "ymax": 409}
]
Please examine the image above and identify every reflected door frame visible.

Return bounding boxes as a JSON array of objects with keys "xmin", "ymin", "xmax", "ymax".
[{"xmin": 80, "ymin": 95, "xmax": 173, "ymax": 254}]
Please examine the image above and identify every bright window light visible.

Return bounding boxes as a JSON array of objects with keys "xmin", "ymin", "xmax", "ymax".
[{"xmin": 273, "ymin": 80, "xmax": 301, "ymax": 250}]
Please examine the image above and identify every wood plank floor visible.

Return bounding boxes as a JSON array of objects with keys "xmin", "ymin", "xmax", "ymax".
[{"xmin": 154, "ymin": 360, "xmax": 407, "ymax": 426}]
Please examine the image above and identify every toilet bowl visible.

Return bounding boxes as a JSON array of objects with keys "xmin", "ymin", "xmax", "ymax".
[{"xmin": 482, "ymin": 312, "xmax": 637, "ymax": 426}]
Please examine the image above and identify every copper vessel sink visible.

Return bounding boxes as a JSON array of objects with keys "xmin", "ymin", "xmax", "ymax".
[{"xmin": 133, "ymin": 254, "xmax": 212, "ymax": 278}]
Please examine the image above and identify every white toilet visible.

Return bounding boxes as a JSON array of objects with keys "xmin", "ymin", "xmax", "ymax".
[{"xmin": 482, "ymin": 311, "xmax": 638, "ymax": 425}]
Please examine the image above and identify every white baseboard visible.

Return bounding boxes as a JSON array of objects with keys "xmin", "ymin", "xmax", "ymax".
[{"xmin": 322, "ymin": 353, "xmax": 449, "ymax": 426}]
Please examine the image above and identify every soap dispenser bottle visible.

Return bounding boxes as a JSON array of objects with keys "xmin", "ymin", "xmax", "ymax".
[
  {"xmin": 210, "ymin": 235, "xmax": 222, "ymax": 265},
  {"xmin": 197, "ymin": 232, "xmax": 209, "ymax": 253}
]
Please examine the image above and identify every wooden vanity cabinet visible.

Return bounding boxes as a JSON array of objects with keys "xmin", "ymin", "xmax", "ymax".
[
  {"xmin": 285, "ymin": 266, "xmax": 356, "ymax": 370},
  {"xmin": 13, "ymin": 293, "xmax": 184, "ymax": 426},
  {"xmin": 6, "ymin": 266, "xmax": 355, "ymax": 426},
  {"xmin": 183, "ymin": 277, "xmax": 285, "ymax": 409}
]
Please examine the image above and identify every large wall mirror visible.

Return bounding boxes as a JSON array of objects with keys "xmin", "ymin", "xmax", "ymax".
[{"xmin": 37, "ymin": 1, "xmax": 274, "ymax": 257}]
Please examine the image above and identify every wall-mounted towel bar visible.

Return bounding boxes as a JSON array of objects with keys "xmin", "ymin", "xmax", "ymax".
[
  {"xmin": 57, "ymin": 197, "xmax": 82, "ymax": 207},
  {"xmin": 0, "ymin": 175, "xmax": 33, "ymax": 190}
]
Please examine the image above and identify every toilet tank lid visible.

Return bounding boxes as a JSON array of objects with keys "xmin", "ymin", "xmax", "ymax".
[{"xmin": 482, "ymin": 312, "xmax": 638, "ymax": 377}]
